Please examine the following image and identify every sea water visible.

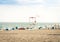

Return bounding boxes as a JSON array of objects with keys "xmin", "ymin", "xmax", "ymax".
[{"xmin": 0, "ymin": 22, "xmax": 59, "ymax": 29}]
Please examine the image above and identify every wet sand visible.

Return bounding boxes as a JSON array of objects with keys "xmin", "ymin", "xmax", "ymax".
[{"xmin": 0, "ymin": 30, "xmax": 60, "ymax": 42}]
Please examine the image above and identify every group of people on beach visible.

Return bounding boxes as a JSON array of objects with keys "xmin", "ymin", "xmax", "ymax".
[{"xmin": 0, "ymin": 24, "xmax": 60, "ymax": 31}]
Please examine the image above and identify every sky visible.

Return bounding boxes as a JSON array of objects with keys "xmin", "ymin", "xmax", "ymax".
[{"xmin": 0, "ymin": 0, "xmax": 60, "ymax": 23}]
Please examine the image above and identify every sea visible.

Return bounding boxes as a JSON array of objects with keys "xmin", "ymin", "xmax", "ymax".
[{"xmin": 0, "ymin": 22, "xmax": 59, "ymax": 29}]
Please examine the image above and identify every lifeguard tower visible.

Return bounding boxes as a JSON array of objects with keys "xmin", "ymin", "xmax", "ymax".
[{"xmin": 28, "ymin": 17, "xmax": 37, "ymax": 30}]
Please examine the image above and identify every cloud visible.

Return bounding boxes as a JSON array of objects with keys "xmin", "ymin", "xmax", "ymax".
[
  {"xmin": 0, "ymin": 0, "xmax": 44, "ymax": 5},
  {"xmin": 0, "ymin": 0, "xmax": 60, "ymax": 7},
  {"xmin": 17, "ymin": 0, "xmax": 43, "ymax": 3},
  {"xmin": 16, "ymin": 0, "xmax": 44, "ymax": 5},
  {"xmin": 44, "ymin": 0, "xmax": 60, "ymax": 7}
]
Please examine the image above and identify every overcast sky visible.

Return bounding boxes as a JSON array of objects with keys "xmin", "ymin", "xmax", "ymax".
[{"xmin": 0, "ymin": 0, "xmax": 60, "ymax": 23}]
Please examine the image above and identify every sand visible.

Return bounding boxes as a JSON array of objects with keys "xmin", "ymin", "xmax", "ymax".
[{"xmin": 0, "ymin": 30, "xmax": 60, "ymax": 42}]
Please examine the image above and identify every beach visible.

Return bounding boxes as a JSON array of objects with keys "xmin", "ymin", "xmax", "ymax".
[{"xmin": 0, "ymin": 30, "xmax": 60, "ymax": 42}]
